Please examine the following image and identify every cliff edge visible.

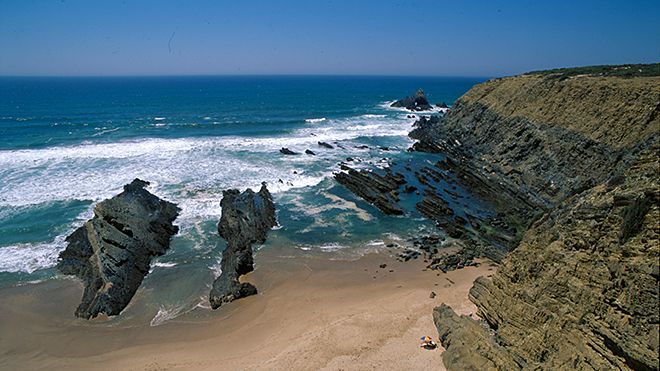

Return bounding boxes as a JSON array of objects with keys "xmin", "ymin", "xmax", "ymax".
[{"xmin": 417, "ymin": 65, "xmax": 659, "ymax": 370}]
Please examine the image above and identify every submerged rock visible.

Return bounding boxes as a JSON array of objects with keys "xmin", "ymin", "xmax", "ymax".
[
  {"xmin": 390, "ymin": 89, "xmax": 432, "ymax": 111},
  {"xmin": 56, "ymin": 179, "xmax": 180, "ymax": 319},
  {"xmin": 209, "ymin": 183, "xmax": 277, "ymax": 309}
]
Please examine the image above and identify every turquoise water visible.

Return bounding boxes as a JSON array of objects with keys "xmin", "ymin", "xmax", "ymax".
[{"xmin": 0, "ymin": 76, "xmax": 483, "ymax": 324}]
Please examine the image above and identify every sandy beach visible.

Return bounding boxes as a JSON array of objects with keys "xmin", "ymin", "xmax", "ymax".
[{"xmin": 0, "ymin": 246, "xmax": 494, "ymax": 370}]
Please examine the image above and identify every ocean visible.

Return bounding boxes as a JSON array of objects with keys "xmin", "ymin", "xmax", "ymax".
[{"xmin": 0, "ymin": 75, "xmax": 483, "ymax": 324}]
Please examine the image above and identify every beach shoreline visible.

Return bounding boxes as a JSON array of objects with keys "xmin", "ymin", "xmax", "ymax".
[{"xmin": 0, "ymin": 246, "xmax": 494, "ymax": 370}]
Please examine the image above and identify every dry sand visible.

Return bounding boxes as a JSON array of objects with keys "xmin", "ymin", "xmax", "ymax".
[{"xmin": 0, "ymin": 247, "xmax": 495, "ymax": 370}]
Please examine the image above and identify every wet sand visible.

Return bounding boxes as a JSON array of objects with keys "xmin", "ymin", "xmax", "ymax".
[{"xmin": 0, "ymin": 247, "xmax": 495, "ymax": 370}]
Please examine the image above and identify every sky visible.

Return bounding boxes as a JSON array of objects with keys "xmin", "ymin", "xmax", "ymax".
[{"xmin": 0, "ymin": 0, "xmax": 658, "ymax": 77}]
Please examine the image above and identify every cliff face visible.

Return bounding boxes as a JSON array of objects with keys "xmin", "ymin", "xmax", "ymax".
[
  {"xmin": 419, "ymin": 66, "xmax": 660, "ymax": 370},
  {"xmin": 411, "ymin": 72, "xmax": 659, "ymax": 209}
]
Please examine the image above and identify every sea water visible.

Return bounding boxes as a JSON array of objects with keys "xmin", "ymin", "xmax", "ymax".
[{"xmin": 0, "ymin": 75, "xmax": 484, "ymax": 324}]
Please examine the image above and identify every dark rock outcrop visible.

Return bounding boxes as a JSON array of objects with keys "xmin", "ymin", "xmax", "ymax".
[
  {"xmin": 56, "ymin": 179, "xmax": 180, "ymax": 319},
  {"xmin": 334, "ymin": 168, "xmax": 406, "ymax": 215},
  {"xmin": 209, "ymin": 183, "xmax": 277, "ymax": 309},
  {"xmin": 280, "ymin": 147, "xmax": 298, "ymax": 155},
  {"xmin": 318, "ymin": 141, "xmax": 334, "ymax": 149},
  {"xmin": 390, "ymin": 89, "xmax": 432, "ymax": 111},
  {"xmin": 305, "ymin": 149, "xmax": 316, "ymax": 155}
]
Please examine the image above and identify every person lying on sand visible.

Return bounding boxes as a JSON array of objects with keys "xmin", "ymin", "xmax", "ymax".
[{"xmin": 419, "ymin": 336, "xmax": 437, "ymax": 350}]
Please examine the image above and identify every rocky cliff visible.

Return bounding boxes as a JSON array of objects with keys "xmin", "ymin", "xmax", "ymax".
[
  {"xmin": 422, "ymin": 65, "xmax": 660, "ymax": 370},
  {"xmin": 209, "ymin": 183, "xmax": 277, "ymax": 309},
  {"xmin": 57, "ymin": 179, "xmax": 180, "ymax": 319}
]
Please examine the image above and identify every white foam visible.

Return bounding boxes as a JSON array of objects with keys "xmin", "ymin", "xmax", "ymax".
[
  {"xmin": 305, "ymin": 117, "xmax": 326, "ymax": 123},
  {"xmin": 150, "ymin": 303, "xmax": 198, "ymax": 326},
  {"xmin": 0, "ymin": 236, "xmax": 67, "ymax": 273},
  {"xmin": 0, "ymin": 109, "xmax": 414, "ymax": 274},
  {"xmin": 380, "ymin": 100, "xmax": 449, "ymax": 114}
]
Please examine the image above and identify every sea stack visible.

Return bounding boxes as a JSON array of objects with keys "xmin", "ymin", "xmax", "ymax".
[
  {"xmin": 56, "ymin": 179, "xmax": 180, "ymax": 319},
  {"xmin": 390, "ymin": 89, "xmax": 432, "ymax": 111},
  {"xmin": 209, "ymin": 183, "xmax": 277, "ymax": 309}
]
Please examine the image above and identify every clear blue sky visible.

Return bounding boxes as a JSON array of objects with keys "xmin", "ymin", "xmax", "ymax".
[{"xmin": 1, "ymin": 0, "xmax": 658, "ymax": 77}]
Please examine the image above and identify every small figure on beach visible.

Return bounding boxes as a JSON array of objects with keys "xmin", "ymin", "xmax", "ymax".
[{"xmin": 419, "ymin": 336, "xmax": 437, "ymax": 350}]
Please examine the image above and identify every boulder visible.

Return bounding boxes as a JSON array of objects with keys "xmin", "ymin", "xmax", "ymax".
[
  {"xmin": 209, "ymin": 183, "xmax": 277, "ymax": 309},
  {"xmin": 318, "ymin": 141, "xmax": 334, "ymax": 149},
  {"xmin": 57, "ymin": 179, "xmax": 180, "ymax": 319},
  {"xmin": 305, "ymin": 149, "xmax": 316, "ymax": 155}
]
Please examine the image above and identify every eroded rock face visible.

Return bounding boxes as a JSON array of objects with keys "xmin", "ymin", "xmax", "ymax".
[
  {"xmin": 435, "ymin": 148, "xmax": 659, "ymax": 370},
  {"xmin": 209, "ymin": 183, "xmax": 277, "ymax": 309},
  {"xmin": 57, "ymin": 179, "xmax": 180, "ymax": 319},
  {"xmin": 423, "ymin": 67, "xmax": 660, "ymax": 370},
  {"xmin": 390, "ymin": 89, "xmax": 432, "ymax": 111}
]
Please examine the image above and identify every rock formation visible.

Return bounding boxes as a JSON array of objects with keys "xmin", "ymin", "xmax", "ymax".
[
  {"xmin": 209, "ymin": 183, "xmax": 277, "ymax": 309},
  {"xmin": 57, "ymin": 179, "xmax": 180, "ymax": 319},
  {"xmin": 424, "ymin": 65, "xmax": 660, "ymax": 369},
  {"xmin": 279, "ymin": 147, "xmax": 298, "ymax": 155},
  {"xmin": 435, "ymin": 147, "xmax": 659, "ymax": 370},
  {"xmin": 390, "ymin": 89, "xmax": 432, "ymax": 111},
  {"xmin": 334, "ymin": 168, "xmax": 406, "ymax": 215}
]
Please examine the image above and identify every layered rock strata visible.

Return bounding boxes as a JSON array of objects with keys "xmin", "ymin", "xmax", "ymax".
[
  {"xmin": 427, "ymin": 66, "xmax": 660, "ymax": 370},
  {"xmin": 57, "ymin": 179, "xmax": 180, "ymax": 319},
  {"xmin": 209, "ymin": 183, "xmax": 277, "ymax": 309}
]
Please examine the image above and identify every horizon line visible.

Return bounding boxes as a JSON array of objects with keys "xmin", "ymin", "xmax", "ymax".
[{"xmin": 0, "ymin": 73, "xmax": 495, "ymax": 79}]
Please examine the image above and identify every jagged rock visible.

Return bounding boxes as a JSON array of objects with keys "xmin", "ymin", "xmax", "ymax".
[
  {"xmin": 397, "ymin": 249, "xmax": 420, "ymax": 262},
  {"xmin": 209, "ymin": 183, "xmax": 276, "ymax": 309},
  {"xmin": 280, "ymin": 147, "xmax": 298, "ymax": 155},
  {"xmin": 433, "ymin": 304, "xmax": 521, "ymax": 370},
  {"xmin": 56, "ymin": 179, "xmax": 179, "ymax": 319},
  {"xmin": 428, "ymin": 66, "xmax": 660, "ymax": 370},
  {"xmin": 334, "ymin": 167, "xmax": 406, "ymax": 215},
  {"xmin": 391, "ymin": 89, "xmax": 433, "ymax": 111},
  {"xmin": 305, "ymin": 149, "xmax": 316, "ymax": 155},
  {"xmin": 435, "ymin": 102, "xmax": 448, "ymax": 108},
  {"xmin": 318, "ymin": 141, "xmax": 334, "ymax": 149},
  {"xmin": 416, "ymin": 192, "xmax": 465, "ymax": 239}
]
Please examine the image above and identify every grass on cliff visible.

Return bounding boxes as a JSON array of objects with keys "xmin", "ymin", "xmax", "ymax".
[{"xmin": 525, "ymin": 63, "xmax": 660, "ymax": 78}]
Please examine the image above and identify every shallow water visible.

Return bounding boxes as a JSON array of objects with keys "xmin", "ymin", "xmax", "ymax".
[{"xmin": 0, "ymin": 75, "xmax": 484, "ymax": 324}]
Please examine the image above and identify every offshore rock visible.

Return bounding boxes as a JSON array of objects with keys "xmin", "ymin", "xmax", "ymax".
[
  {"xmin": 57, "ymin": 179, "xmax": 180, "ymax": 319},
  {"xmin": 279, "ymin": 147, "xmax": 298, "ymax": 155},
  {"xmin": 390, "ymin": 89, "xmax": 432, "ymax": 111},
  {"xmin": 209, "ymin": 183, "xmax": 277, "ymax": 309}
]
